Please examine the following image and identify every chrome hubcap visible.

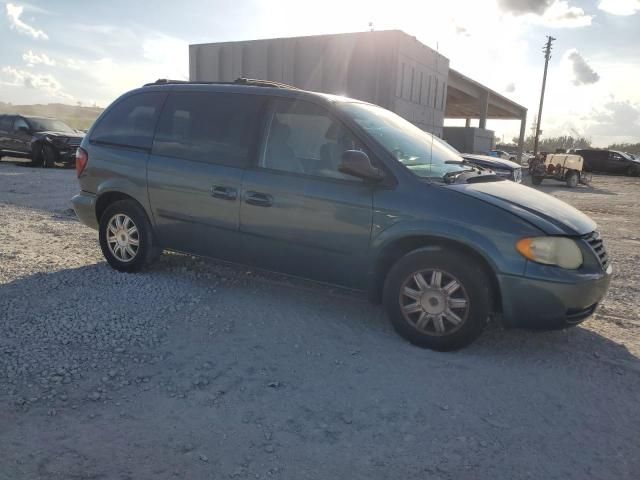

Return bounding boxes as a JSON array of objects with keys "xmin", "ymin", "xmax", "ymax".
[
  {"xmin": 399, "ymin": 269, "xmax": 470, "ymax": 336},
  {"xmin": 106, "ymin": 214, "xmax": 139, "ymax": 262}
]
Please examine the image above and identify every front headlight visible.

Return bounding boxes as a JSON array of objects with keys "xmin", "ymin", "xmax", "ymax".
[
  {"xmin": 516, "ymin": 237, "xmax": 583, "ymax": 269},
  {"xmin": 492, "ymin": 168, "xmax": 512, "ymax": 177}
]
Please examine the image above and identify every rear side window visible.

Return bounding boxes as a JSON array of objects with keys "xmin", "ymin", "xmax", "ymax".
[
  {"xmin": 153, "ymin": 91, "xmax": 264, "ymax": 168},
  {"xmin": 91, "ymin": 92, "xmax": 166, "ymax": 150}
]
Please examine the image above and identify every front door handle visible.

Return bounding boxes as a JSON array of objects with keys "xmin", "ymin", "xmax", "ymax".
[
  {"xmin": 211, "ymin": 185, "xmax": 237, "ymax": 200},
  {"xmin": 245, "ymin": 191, "xmax": 273, "ymax": 207}
]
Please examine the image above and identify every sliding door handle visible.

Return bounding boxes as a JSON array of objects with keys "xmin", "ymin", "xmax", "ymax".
[
  {"xmin": 211, "ymin": 185, "xmax": 237, "ymax": 200},
  {"xmin": 245, "ymin": 191, "xmax": 273, "ymax": 207}
]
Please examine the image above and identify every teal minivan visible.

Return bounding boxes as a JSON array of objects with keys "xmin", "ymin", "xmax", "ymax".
[{"xmin": 72, "ymin": 79, "xmax": 612, "ymax": 351}]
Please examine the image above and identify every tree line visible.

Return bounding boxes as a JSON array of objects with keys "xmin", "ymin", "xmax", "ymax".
[{"xmin": 497, "ymin": 136, "xmax": 640, "ymax": 155}]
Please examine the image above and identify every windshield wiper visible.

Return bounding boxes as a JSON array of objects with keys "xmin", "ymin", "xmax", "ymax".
[
  {"xmin": 445, "ymin": 159, "xmax": 486, "ymax": 171},
  {"xmin": 443, "ymin": 168, "xmax": 476, "ymax": 184}
]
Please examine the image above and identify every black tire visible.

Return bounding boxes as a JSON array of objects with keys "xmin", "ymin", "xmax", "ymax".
[
  {"xmin": 627, "ymin": 165, "xmax": 640, "ymax": 177},
  {"xmin": 41, "ymin": 144, "xmax": 57, "ymax": 168},
  {"xmin": 30, "ymin": 145, "xmax": 43, "ymax": 167},
  {"xmin": 565, "ymin": 170, "xmax": 579, "ymax": 188},
  {"xmin": 98, "ymin": 199, "xmax": 161, "ymax": 272},
  {"xmin": 383, "ymin": 249, "xmax": 491, "ymax": 351},
  {"xmin": 531, "ymin": 175, "xmax": 543, "ymax": 185}
]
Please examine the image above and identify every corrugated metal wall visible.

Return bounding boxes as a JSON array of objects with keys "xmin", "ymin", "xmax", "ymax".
[{"xmin": 190, "ymin": 30, "xmax": 449, "ymax": 135}]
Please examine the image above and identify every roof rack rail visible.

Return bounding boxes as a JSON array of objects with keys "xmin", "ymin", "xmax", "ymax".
[
  {"xmin": 233, "ymin": 78, "xmax": 299, "ymax": 90},
  {"xmin": 143, "ymin": 77, "xmax": 299, "ymax": 90}
]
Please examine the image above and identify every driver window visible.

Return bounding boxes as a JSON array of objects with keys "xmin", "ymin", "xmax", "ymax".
[
  {"xmin": 14, "ymin": 117, "xmax": 29, "ymax": 132},
  {"xmin": 261, "ymin": 100, "xmax": 363, "ymax": 181}
]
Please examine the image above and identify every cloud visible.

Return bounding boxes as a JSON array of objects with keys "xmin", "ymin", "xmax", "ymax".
[
  {"xmin": 586, "ymin": 100, "xmax": 640, "ymax": 137},
  {"xmin": 543, "ymin": 1, "xmax": 593, "ymax": 26},
  {"xmin": 567, "ymin": 50, "xmax": 600, "ymax": 85},
  {"xmin": 598, "ymin": 0, "xmax": 640, "ymax": 15},
  {"xmin": 497, "ymin": 0, "xmax": 592, "ymax": 27},
  {"xmin": 505, "ymin": 82, "xmax": 516, "ymax": 93},
  {"xmin": 497, "ymin": 0, "xmax": 553, "ymax": 15},
  {"xmin": 5, "ymin": 3, "xmax": 48, "ymax": 39},
  {"xmin": 22, "ymin": 50, "xmax": 55, "ymax": 67},
  {"xmin": 455, "ymin": 25, "xmax": 470, "ymax": 36},
  {"xmin": 1, "ymin": 66, "xmax": 72, "ymax": 100}
]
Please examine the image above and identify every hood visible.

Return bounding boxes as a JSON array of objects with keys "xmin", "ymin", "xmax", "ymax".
[
  {"xmin": 462, "ymin": 154, "xmax": 520, "ymax": 170},
  {"xmin": 35, "ymin": 130, "xmax": 84, "ymax": 140},
  {"xmin": 447, "ymin": 180, "xmax": 596, "ymax": 236}
]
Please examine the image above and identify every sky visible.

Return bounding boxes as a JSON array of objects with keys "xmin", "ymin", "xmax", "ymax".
[{"xmin": 1, "ymin": 0, "xmax": 639, "ymax": 147}]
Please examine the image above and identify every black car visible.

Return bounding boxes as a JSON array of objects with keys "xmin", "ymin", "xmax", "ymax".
[
  {"xmin": 574, "ymin": 149, "xmax": 640, "ymax": 176},
  {"xmin": 0, "ymin": 114, "xmax": 84, "ymax": 167},
  {"xmin": 460, "ymin": 153, "xmax": 522, "ymax": 183}
]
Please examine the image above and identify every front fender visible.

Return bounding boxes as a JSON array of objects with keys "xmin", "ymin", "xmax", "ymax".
[{"xmin": 371, "ymin": 218, "xmax": 526, "ymax": 277}]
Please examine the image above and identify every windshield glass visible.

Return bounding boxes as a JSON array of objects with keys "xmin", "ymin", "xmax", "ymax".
[
  {"xmin": 337, "ymin": 102, "xmax": 467, "ymax": 181},
  {"xmin": 26, "ymin": 117, "xmax": 75, "ymax": 133}
]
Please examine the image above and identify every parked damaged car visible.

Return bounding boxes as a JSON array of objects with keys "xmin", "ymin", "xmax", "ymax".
[
  {"xmin": 460, "ymin": 153, "xmax": 522, "ymax": 183},
  {"xmin": 0, "ymin": 114, "xmax": 84, "ymax": 167},
  {"xmin": 574, "ymin": 149, "xmax": 640, "ymax": 176}
]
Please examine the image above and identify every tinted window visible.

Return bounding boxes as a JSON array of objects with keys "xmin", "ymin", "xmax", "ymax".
[
  {"xmin": 153, "ymin": 92, "xmax": 263, "ymax": 168},
  {"xmin": 261, "ymin": 99, "xmax": 363, "ymax": 181},
  {"xmin": 0, "ymin": 115, "xmax": 13, "ymax": 131},
  {"xmin": 91, "ymin": 92, "xmax": 166, "ymax": 149}
]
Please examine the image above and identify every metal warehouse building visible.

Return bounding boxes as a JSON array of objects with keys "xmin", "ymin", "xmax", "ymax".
[{"xmin": 189, "ymin": 30, "xmax": 527, "ymax": 158}]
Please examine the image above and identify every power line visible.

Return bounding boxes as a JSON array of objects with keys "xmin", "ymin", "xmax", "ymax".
[{"xmin": 533, "ymin": 35, "xmax": 555, "ymax": 156}]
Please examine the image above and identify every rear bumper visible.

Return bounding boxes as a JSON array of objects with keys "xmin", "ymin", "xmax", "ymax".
[
  {"xmin": 498, "ymin": 265, "xmax": 612, "ymax": 329},
  {"xmin": 71, "ymin": 191, "xmax": 98, "ymax": 230}
]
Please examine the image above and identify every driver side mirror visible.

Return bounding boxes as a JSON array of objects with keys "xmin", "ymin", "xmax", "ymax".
[{"xmin": 339, "ymin": 150, "xmax": 384, "ymax": 182}]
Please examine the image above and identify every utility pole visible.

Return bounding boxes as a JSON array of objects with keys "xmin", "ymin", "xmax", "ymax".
[{"xmin": 533, "ymin": 35, "xmax": 555, "ymax": 156}]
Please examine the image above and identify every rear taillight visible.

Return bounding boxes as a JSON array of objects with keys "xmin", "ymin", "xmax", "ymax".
[{"xmin": 75, "ymin": 147, "xmax": 88, "ymax": 177}]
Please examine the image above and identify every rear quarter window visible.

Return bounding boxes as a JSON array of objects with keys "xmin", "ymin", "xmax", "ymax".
[{"xmin": 90, "ymin": 92, "xmax": 166, "ymax": 150}]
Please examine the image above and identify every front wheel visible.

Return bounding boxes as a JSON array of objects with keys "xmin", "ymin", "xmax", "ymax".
[
  {"xmin": 383, "ymin": 249, "xmax": 490, "ymax": 351},
  {"xmin": 531, "ymin": 175, "xmax": 543, "ymax": 185},
  {"xmin": 98, "ymin": 200, "xmax": 161, "ymax": 272},
  {"xmin": 627, "ymin": 165, "xmax": 640, "ymax": 177},
  {"xmin": 41, "ymin": 144, "xmax": 57, "ymax": 168}
]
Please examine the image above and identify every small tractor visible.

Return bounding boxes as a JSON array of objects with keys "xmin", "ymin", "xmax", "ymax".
[{"xmin": 529, "ymin": 153, "xmax": 592, "ymax": 188}]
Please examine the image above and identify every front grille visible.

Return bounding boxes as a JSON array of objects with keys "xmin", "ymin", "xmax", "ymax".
[{"xmin": 583, "ymin": 231, "xmax": 609, "ymax": 270}]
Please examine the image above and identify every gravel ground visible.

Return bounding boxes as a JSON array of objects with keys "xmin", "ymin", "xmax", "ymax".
[{"xmin": 1, "ymin": 159, "xmax": 639, "ymax": 479}]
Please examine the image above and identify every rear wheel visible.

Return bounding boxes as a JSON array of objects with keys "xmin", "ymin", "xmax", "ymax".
[
  {"xmin": 98, "ymin": 200, "xmax": 161, "ymax": 272},
  {"xmin": 383, "ymin": 249, "xmax": 490, "ymax": 351},
  {"xmin": 566, "ymin": 170, "xmax": 579, "ymax": 188}
]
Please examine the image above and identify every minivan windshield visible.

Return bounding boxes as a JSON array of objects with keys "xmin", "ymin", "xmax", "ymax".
[
  {"xmin": 337, "ymin": 102, "xmax": 467, "ymax": 181},
  {"xmin": 26, "ymin": 117, "xmax": 75, "ymax": 133}
]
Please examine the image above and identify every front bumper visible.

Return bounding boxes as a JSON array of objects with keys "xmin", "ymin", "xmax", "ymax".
[
  {"xmin": 498, "ymin": 264, "xmax": 612, "ymax": 329},
  {"xmin": 56, "ymin": 146, "xmax": 79, "ymax": 162},
  {"xmin": 71, "ymin": 191, "xmax": 98, "ymax": 230}
]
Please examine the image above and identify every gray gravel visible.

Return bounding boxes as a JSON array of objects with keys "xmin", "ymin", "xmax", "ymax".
[{"xmin": 1, "ymin": 159, "xmax": 639, "ymax": 479}]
